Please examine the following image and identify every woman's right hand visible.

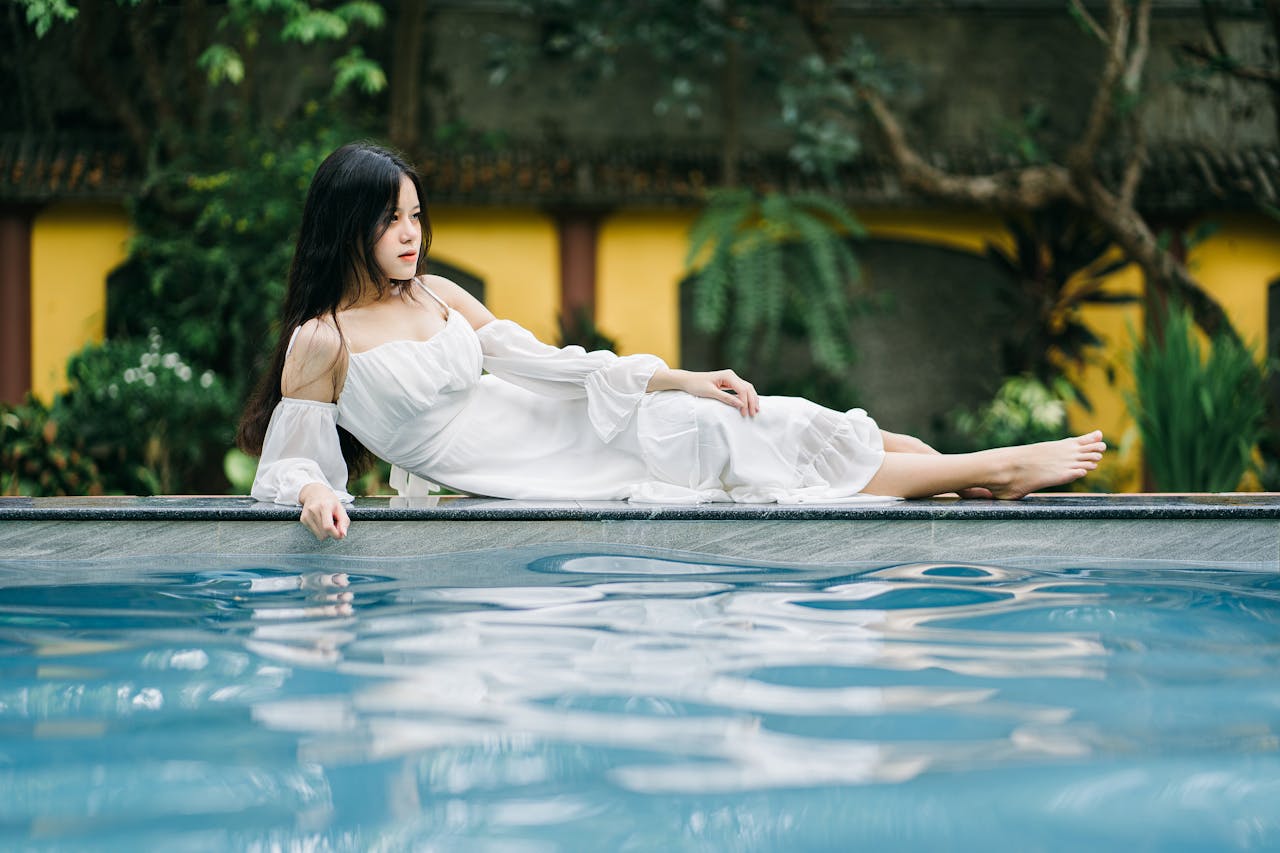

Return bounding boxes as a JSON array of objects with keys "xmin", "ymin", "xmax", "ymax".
[{"xmin": 298, "ymin": 482, "xmax": 350, "ymax": 541}]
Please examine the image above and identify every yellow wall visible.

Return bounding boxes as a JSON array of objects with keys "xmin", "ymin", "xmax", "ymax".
[
  {"xmin": 30, "ymin": 202, "xmax": 131, "ymax": 400},
  {"xmin": 1187, "ymin": 213, "xmax": 1280, "ymax": 350},
  {"xmin": 597, "ymin": 210, "xmax": 697, "ymax": 364},
  {"xmin": 429, "ymin": 206, "xmax": 559, "ymax": 342},
  {"xmin": 26, "ymin": 197, "xmax": 1280, "ymax": 494}
]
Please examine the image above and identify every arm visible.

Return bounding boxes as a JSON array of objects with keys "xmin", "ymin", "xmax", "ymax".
[
  {"xmin": 424, "ymin": 274, "xmax": 760, "ymax": 421},
  {"xmin": 251, "ymin": 319, "xmax": 352, "ymax": 541},
  {"xmin": 646, "ymin": 367, "xmax": 761, "ymax": 418}
]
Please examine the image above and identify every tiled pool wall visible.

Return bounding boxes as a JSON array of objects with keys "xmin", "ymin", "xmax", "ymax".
[{"xmin": 3, "ymin": 495, "xmax": 1280, "ymax": 567}]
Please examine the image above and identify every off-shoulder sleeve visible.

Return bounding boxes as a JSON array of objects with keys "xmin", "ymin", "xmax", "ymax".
[
  {"xmin": 250, "ymin": 398, "xmax": 355, "ymax": 506},
  {"xmin": 475, "ymin": 319, "xmax": 666, "ymax": 442}
]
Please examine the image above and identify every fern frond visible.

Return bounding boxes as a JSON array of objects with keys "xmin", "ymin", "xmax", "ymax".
[
  {"xmin": 686, "ymin": 188, "xmax": 755, "ymax": 268},
  {"xmin": 791, "ymin": 192, "xmax": 866, "ymax": 238}
]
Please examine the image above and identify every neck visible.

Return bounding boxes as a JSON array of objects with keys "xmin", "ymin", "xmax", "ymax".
[{"xmin": 344, "ymin": 277, "xmax": 399, "ymax": 310}]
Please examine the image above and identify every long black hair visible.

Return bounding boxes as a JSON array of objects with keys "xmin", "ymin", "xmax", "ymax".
[{"xmin": 237, "ymin": 142, "xmax": 431, "ymax": 476}]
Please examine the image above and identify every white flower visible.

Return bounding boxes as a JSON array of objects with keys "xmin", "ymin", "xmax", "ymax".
[
  {"xmin": 162, "ymin": 353, "xmax": 179, "ymax": 368},
  {"xmin": 177, "ymin": 365, "xmax": 192, "ymax": 382},
  {"xmin": 200, "ymin": 371, "xmax": 214, "ymax": 389},
  {"xmin": 143, "ymin": 374, "xmax": 156, "ymax": 387},
  {"xmin": 124, "ymin": 369, "xmax": 138, "ymax": 383},
  {"xmin": 1033, "ymin": 401, "xmax": 1066, "ymax": 427},
  {"xmin": 108, "ymin": 384, "xmax": 118, "ymax": 399},
  {"xmin": 141, "ymin": 353, "xmax": 158, "ymax": 368}
]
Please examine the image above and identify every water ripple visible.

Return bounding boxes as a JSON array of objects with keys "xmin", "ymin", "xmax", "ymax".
[{"xmin": 0, "ymin": 550, "xmax": 1277, "ymax": 849}]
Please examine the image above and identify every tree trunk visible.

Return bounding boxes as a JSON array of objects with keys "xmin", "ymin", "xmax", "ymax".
[
  {"xmin": 722, "ymin": 28, "xmax": 742, "ymax": 188},
  {"xmin": 73, "ymin": 0, "xmax": 151, "ymax": 158},
  {"xmin": 388, "ymin": 0, "xmax": 430, "ymax": 154}
]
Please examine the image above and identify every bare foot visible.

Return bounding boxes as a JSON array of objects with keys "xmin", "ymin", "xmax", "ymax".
[{"xmin": 986, "ymin": 431, "xmax": 1106, "ymax": 500}]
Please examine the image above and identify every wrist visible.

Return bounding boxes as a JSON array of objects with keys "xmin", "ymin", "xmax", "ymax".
[
  {"xmin": 646, "ymin": 367, "xmax": 690, "ymax": 393},
  {"xmin": 298, "ymin": 482, "xmax": 334, "ymax": 505}
]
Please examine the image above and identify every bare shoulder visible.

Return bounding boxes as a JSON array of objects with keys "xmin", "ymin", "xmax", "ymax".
[
  {"xmin": 420, "ymin": 274, "xmax": 496, "ymax": 329},
  {"xmin": 281, "ymin": 317, "xmax": 345, "ymax": 402}
]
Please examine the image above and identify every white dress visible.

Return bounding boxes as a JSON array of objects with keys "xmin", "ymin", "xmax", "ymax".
[{"xmin": 251, "ymin": 286, "xmax": 890, "ymax": 506}]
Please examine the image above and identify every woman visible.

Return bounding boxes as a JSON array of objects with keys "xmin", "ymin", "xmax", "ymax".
[{"xmin": 239, "ymin": 143, "xmax": 1106, "ymax": 541}]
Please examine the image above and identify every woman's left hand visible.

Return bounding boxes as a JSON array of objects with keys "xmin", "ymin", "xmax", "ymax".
[{"xmin": 677, "ymin": 369, "xmax": 761, "ymax": 417}]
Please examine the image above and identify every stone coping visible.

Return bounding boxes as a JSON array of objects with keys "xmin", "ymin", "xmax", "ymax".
[{"xmin": 3, "ymin": 493, "xmax": 1280, "ymax": 521}]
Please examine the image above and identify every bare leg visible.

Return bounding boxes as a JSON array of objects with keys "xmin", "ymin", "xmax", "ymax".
[
  {"xmin": 863, "ymin": 431, "xmax": 1106, "ymax": 500},
  {"xmin": 879, "ymin": 429, "xmax": 992, "ymax": 499}
]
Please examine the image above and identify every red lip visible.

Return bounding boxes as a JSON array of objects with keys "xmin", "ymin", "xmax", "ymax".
[{"xmin": 398, "ymin": 252, "xmax": 417, "ymax": 260}]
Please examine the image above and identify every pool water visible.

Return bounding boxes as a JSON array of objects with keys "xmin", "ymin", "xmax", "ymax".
[{"xmin": 1, "ymin": 546, "xmax": 1278, "ymax": 851}]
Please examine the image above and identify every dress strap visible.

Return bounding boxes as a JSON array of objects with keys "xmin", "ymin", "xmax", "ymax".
[{"xmin": 415, "ymin": 278, "xmax": 451, "ymax": 314}]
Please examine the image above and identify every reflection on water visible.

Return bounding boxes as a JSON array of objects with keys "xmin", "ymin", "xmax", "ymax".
[{"xmin": 0, "ymin": 550, "xmax": 1278, "ymax": 849}]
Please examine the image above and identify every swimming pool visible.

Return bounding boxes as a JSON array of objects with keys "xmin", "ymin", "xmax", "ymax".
[{"xmin": 1, "ymin": 543, "xmax": 1277, "ymax": 850}]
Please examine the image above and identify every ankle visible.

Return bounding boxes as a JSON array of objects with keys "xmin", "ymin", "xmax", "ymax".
[{"xmin": 977, "ymin": 447, "xmax": 1017, "ymax": 492}]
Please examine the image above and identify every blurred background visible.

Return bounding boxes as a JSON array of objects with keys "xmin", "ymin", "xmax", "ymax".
[{"xmin": 1, "ymin": 0, "xmax": 1278, "ymax": 497}]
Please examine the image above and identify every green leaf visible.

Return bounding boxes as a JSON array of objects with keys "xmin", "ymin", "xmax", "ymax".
[
  {"xmin": 332, "ymin": 48, "xmax": 387, "ymax": 95},
  {"xmin": 333, "ymin": 0, "xmax": 385, "ymax": 29},
  {"xmin": 197, "ymin": 44, "xmax": 246, "ymax": 85},
  {"xmin": 282, "ymin": 8, "xmax": 349, "ymax": 44},
  {"xmin": 19, "ymin": 0, "xmax": 78, "ymax": 38}
]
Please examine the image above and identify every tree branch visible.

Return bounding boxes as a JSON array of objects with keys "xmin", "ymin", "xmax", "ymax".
[
  {"xmin": 1124, "ymin": 0, "xmax": 1151, "ymax": 93},
  {"xmin": 1083, "ymin": 175, "xmax": 1237, "ymax": 341},
  {"xmin": 788, "ymin": 0, "xmax": 1239, "ymax": 344},
  {"xmin": 1119, "ymin": 118, "xmax": 1146, "ymax": 207},
  {"xmin": 1180, "ymin": 42, "xmax": 1280, "ymax": 84},
  {"xmin": 862, "ymin": 89, "xmax": 1079, "ymax": 209},
  {"xmin": 1119, "ymin": 0, "xmax": 1151, "ymax": 206},
  {"xmin": 1069, "ymin": 0, "xmax": 1130, "ymax": 174},
  {"xmin": 1199, "ymin": 0, "xmax": 1230, "ymax": 58},
  {"xmin": 1069, "ymin": 0, "xmax": 1109, "ymax": 44}
]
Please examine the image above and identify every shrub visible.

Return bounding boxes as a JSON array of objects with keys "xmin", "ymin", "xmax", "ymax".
[
  {"xmin": 106, "ymin": 119, "xmax": 360, "ymax": 406},
  {"xmin": 941, "ymin": 375, "xmax": 1076, "ymax": 454},
  {"xmin": 1126, "ymin": 301, "xmax": 1267, "ymax": 492},
  {"xmin": 0, "ymin": 395, "xmax": 104, "ymax": 497},
  {"xmin": 56, "ymin": 331, "xmax": 237, "ymax": 495}
]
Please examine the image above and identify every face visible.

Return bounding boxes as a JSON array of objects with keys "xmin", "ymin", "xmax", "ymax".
[{"xmin": 372, "ymin": 174, "xmax": 422, "ymax": 282}]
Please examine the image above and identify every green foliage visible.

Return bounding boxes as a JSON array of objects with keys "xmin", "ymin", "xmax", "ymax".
[
  {"xmin": 19, "ymin": 0, "xmax": 77, "ymax": 37},
  {"xmin": 994, "ymin": 102, "xmax": 1051, "ymax": 165},
  {"xmin": 942, "ymin": 375, "xmax": 1076, "ymax": 454},
  {"xmin": 55, "ymin": 331, "xmax": 237, "ymax": 495},
  {"xmin": 107, "ymin": 120, "xmax": 357, "ymax": 406},
  {"xmin": 332, "ymin": 47, "xmax": 387, "ymax": 96},
  {"xmin": 226, "ymin": 445, "xmax": 398, "ymax": 497},
  {"xmin": 1126, "ymin": 301, "xmax": 1268, "ymax": 492},
  {"xmin": 780, "ymin": 37, "xmax": 896, "ymax": 178},
  {"xmin": 223, "ymin": 448, "xmax": 259, "ymax": 495},
  {"xmin": 197, "ymin": 44, "xmax": 247, "ymax": 86},
  {"xmin": 686, "ymin": 188, "xmax": 868, "ymax": 383},
  {"xmin": 488, "ymin": 0, "xmax": 792, "ymax": 144},
  {"xmin": 0, "ymin": 395, "xmax": 103, "ymax": 497},
  {"xmin": 986, "ymin": 202, "xmax": 1138, "ymax": 401},
  {"xmin": 16, "ymin": 0, "xmax": 386, "ymax": 154}
]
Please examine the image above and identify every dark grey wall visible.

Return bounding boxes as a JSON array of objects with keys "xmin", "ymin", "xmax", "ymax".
[
  {"xmin": 680, "ymin": 238, "xmax": 1012, "ymax": 442},
  {"xmin": 431, "ymin": 6, "xmax": 1277, "ymax": 153}
]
